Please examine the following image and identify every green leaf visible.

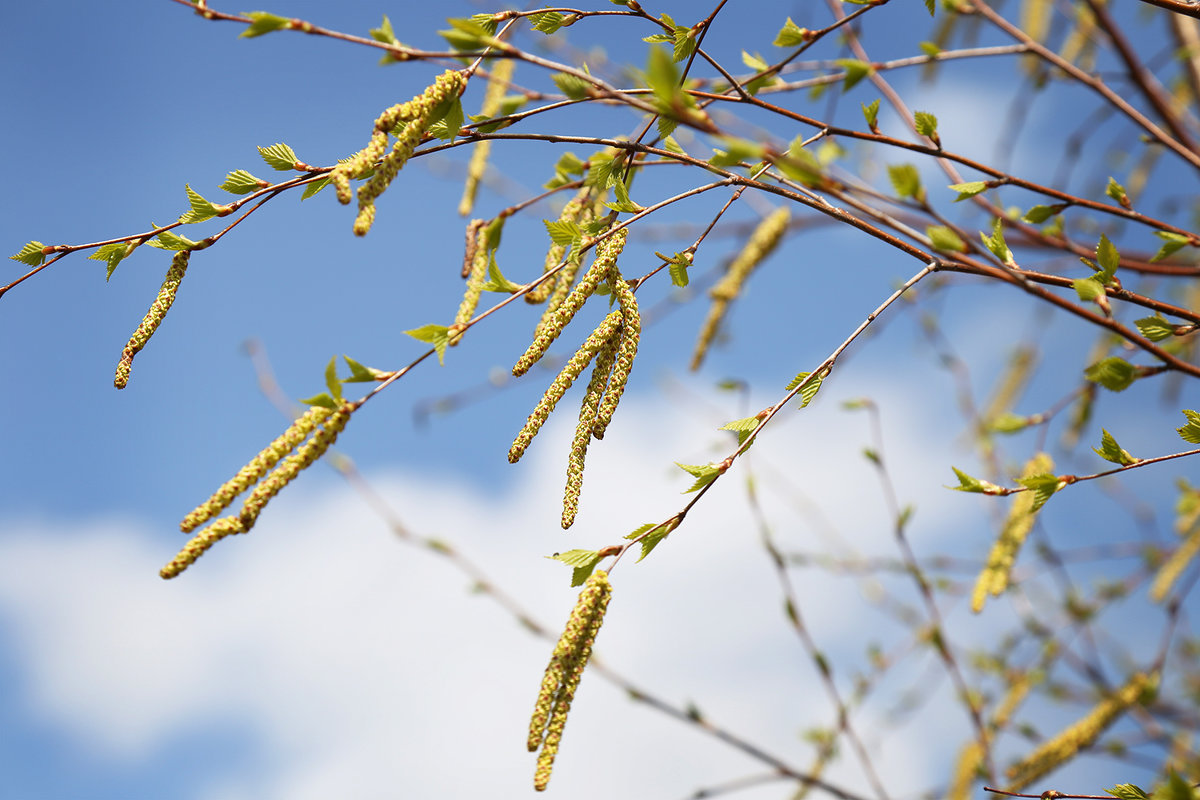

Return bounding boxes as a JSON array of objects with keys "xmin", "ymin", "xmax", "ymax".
[
  {"xmin": 672, "ymin": 24, "xmax": 697, "ymax": 63},
  {"xmin": 627, "ymin": 519, "xmax": 678, "ymax": 562},
  {"xmin": 709, "ymin": 137, "xmax": 765, "ymax": 168},
  {"xmin": 861, "ymin": 99, "xmax": 880, "ymax": 129},
  {"xmin": 439, "ymin": 17, "xmax": 495, "ymax": 50},
  {"xmin": 1177, "ymin": 409, "xmax": 1200, "ymax": 444},
  {"xmin": 240, "ymin": 11, "xmax": 290, "ymax": 38},
  {"xmin": 544, "ymin": 219, "xmax": 582, "ymax": 249},
  {"xmin": 604, "ymin": 178, "xmax": 643, "ymax": 213},
  {"xmin": 980, "ymin": 218, "xmax": 1014, "ymax": 265},
  {"xmin": 720, "ymin": 416, "xmax": 761, "ymax": 446},
  {"xmin": 1073, "ymin": 276, "xmax": 1105, "ymax": 302},
  {"xmin": 219, "ymin": 169, "xmax": 265, "ymax": 195},
  {"xmin": 1085, "ymin": 356, "xmax": 1137, "ymax": 392},
  {"xmin": 9, "ymin": 241, "xmax": 46, "ymax": 267},
  {"xmin": 742, "ymin": 50, "xmax": 769, "ymax": 72},
  {"xmin": 887, "ymin": 164, "xmax": 923, "ymax": 200},
  {"xmin": 529, "ymin": 11, "xmax": 566, "ymax": 34},
  {"xmin": 1135, "ymin": 315, "xmax": 1175, "ymax": 342},
  {"xmin": 1106, "ymin": 176, "xmax": 1130, "ymax": 208},
  {"xmin": 297, "ymin": 392, "xmax": 339, "ymax": 410},
  {"xmin": 300, "ymin": 175, "xmax": 331, "ymax": 200},
  {"xmin": 88, "ymin": 242, "xmax": 134, "ymax": 281},
  {"xmin": 773, "ymin": 17, "xmax": 810, "ymax": 47},
  {"xmin": 1093, "ymin": 428, "xmax": 1138, "ymax": 466},
  {"xmin": 925, "ymin": 0, "xmax": 936, "ymax": 14},
  {"xmin": 949, "ymin": 467, "xmax": 1003, "ymax": 494},
  {"xmin": 775, "ymin": 136, "xmax": 823, "ymax": 187},
  {"xmin": 835, "ymin": 58, "xmax": 873, "ymax": 90},
  {"xmin": 655, "ymin": 250, "xmax": 692, "ymax": 288},
  {"xmin": 323, "ymin": 355, "xmax": 343, "ymax": 402},
  {"xmin": 147, "ymin": 228, "xmax": 197, "ymax": 251},
  {"xmin": 675, "ymin": 462, "xmax": 722, "ymax": 493},
  {"xmin": 258, "ymin": 143, "xmax": 298, "ymax": 171},
  {"xmin": 919, "ymin": 41, "xmax": 941, "ymax": 56},
  {"xmin": 368, "ymin": 15, "xmax": 397, "ymax": 44},
  {"xmin": 554, "ymin": 152, "xmax": 586, "ymax": 176},
  {"xmin": 1015, "ymin": 473, "xmax": 1061, "ymax": 513},
  {"xmin": 426, "ymin": 98, "xmax": 464, "ymax": 141},
  {"xmin": 785, "ymin": 370, "xmax": 823, "ymax": 408},
  {"xmin": 949, "ymin": 181, "xmax": 987, "ymax": 201},
  {"xmin": 1151, "ymin": 230, "xmax": 1191, "ymax": 263},
  {"xmin": 1106, "ymin": 784, "xmax": 1150, "ymax": 800},
  {"xmin": 914, "ymin": 110, "xmax": 938, "ymax": 138},
  {"xmin": 550, "ymin": 549, "xmax": 604, "ymax": 586},
  {"xmin": 404, "ymin": 324, "xmax": 451, "ymax": 365},
  {"xmin": 990, "ymin": 412, "xmax": 1032, "ymax": 434},
  {"xmin": 1096, "ymin": 234, "xmax": 1119, "ymax": 281},
  {"xmin": 343, "ymin": 355, "xmax": 384, "ymax": 383},
  {"xmin": 178, "ymin": 184, "xmax": 227, "ymax": 224},
  {"xmin": 1157, "ymin": 772, "xmax": 1196, "ymax": 800},
  {"xmin": 1022, "ymin": 203, "xmax": 1065, "ymax": 223},
  {"xmin": 552, "ymin": 69, "xmax": 591, "ymax": 100},
  {"xmin": 481, "ymin": 252, "xmax": 520, "ymax": 293},
  {"xmin": 927, "ymin": 225, "xmax": 966, "ymax": 253}
]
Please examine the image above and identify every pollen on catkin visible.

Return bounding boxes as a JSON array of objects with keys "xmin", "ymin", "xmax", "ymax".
[
  {"xmin": 1005, "ymin": 672, "xmax": 1155, "ymax": 791},
  {"xmin": 160, "ymin": 516, "xmax": 246, "ymax": 579},
  {"xmin": 689, "ymin": 206, "xmax": 790, "ymax": 372},
  {"xmin": 509, "ymin": 311, "xmax": 622, "ymax": 464},
  {"xmin": 513, "ymin": 227, "xmax": 627, "ymax": 378},
  {"xmin": 114, "ymin": 250, "xmax": 190, "ymax": 389},
  {"xmin": 458, "ymin": 58, "xmax": 514, "ymax": 217},
  {"xmin": 451, "ymin": 219, "xmax": 492, "ymax": 342},
  {"xmin": 562, "ymin": 329, "xmax": 620, "ymax": 529},
  {"xmin": 180, "ymin": 406, "xmax": 332, "ymax": 533},
  {"xmin": 591, "ymin": 269, "xmax": 639, "ymax": 441},
  {"xmin": 527, "ymin": 192, "xmax": 591, "ymax": 306},
  {"xmin": 528, "ymin": 570, "xmax": 612, "ymax": 792}
]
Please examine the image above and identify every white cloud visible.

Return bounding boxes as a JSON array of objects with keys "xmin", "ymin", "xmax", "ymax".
[{"xmin": 0, "ymin": 382, "xmax": 975, "ymax": 799}]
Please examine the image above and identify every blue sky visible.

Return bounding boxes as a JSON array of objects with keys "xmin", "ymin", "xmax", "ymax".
[{"xmin": 2, "ymin": 2, "xmax": 1198, "ymax": 798}]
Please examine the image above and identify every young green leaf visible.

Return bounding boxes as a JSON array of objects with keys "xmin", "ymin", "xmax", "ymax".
[
  {"xmin": 439, "ymin": 17, "xmax": 496, "ymax": 50},
  {"xmin": 258, "ymin": 143, "xmax": 299, "ymax": 171},
  {"xmin": 861, "ymin": 98, "xmax": 880, "ymax": 131},
  {"xmin": 672, "ymin": 23, "xmax": 698, "ymax": 63},
  {"xmin": 241, "ymin": 11, "xmax": 291, "ymax": 38},
  {"xmin": 219, "ymin": 169, "xmax": 266, "ymax": 195},
  {"xmin": 742, "ymin": 50, "xmax": 769, "ymax": 72},
  {"xmin": 480, "ymin": 252, "xmax": 520, "ymax": 293},
  {"xmin": 773, "ymin": 17, "xmax": 810, "ymax": 47},
  {"xmin": 627, "ymin": 519, "xmax": 678, "ymax": 562},
  {"xmin": 981, "ymin": 218, "xmax": 1014, "ymax": 265},
  {"xmin": 656, "ymin": 250, "xmax": 692, "ymax": 288},
  {"xmin": 948, "ymin": 467, "xmax": 1003, "ymax": 494},
  {"xmin": 297, "ymin": 392, "xmax": 339, "ymax": 410},
  {"xmin": 1073, "ymin": 276, "xmax": 1105, "ymax": 302},
  {"xmin": 1134, "ymin": 315, "xmax": 1175, "ymax": 342},
  {"xmin": 1106, "ymin": 785, "xmax": 1150, "ymax": 800},
  {"xmin": 914, "ymin": 110, "xmax": 939, "ymax": 139},
  {"xmin": 1093, "ymin": 429, "xmax": 1138, "ymax": 466},
  {"xmin": 178, "ymin": 184, "xmax": 228, "ymax": 224},
  {"xmin": 1106, "ymin": 176, "xmax": 1131, "ymax": 209},
  {"xmin": 300, "ymin": 175, "xmax": 331, "ymax": 200},
  {"xmin": 148, "ymin": 228, "xmax": 197, "ymax": 251},
  {"xmin": 990, "ymin": 412, "xmax": 1034, "ymax": 434},
  {"xmin": 552, "ymin": 70, "xmax": 591, "ymax": 100},
  {"xmin": 709, "ymin": 137, "xmax": 765, "ymax": 168},
  {"xmin": 1022, "ymin": 203, "xmax": 1065, "ymax": 223},
  {"xmin": 924, "ymin": 0, "xmax": 936, "ymax": 14},
  {"xmin": 835, "ymin": 58, "xmax": 873, "ymax": 90},
  {"xmin": 89, "ymin": 242, "xmax": 134, "ymax": 281},
  {"xmin": 10, "ymin": 241, "xmax": 46, "ymax": 267},
  {"xmin": 368, "ymin": 15, "xmax": 397, "ymax": 44},
  {"xmin": 1177, "ymin": 409, "xmax": 1200, "ymax": 444},
  {"xmin": 426, "ymin": 98, "xmax": 464, "ymax": 141},
  {"xmin": 1096, "ymin": 234, "xmax": 1119, "ymax": 281},
  {"xmin": 919, "ymin": 41, "xmax": 941, "ymax": 56},
  {"xmin": 1015, "ymin": 473, "xmax": 1062, "ymax": 513},
  {"xmin": 949, "ymin": 181, "xmax": 988, "ymax": 201},
  {"xmin": 324, "ymin": 355, "xmax": 343, "ymax": 402},
  {"xmin": 1151, "ymin": 231, "xmax": 1190, "ymax": 263},
  {"xmin": 927, "ymin": 225, "xmax": 966, "ymax": 253},
  {"xmin": 720, "ymin": 416, "xmax": 761, "ymax": 446},
  {"xmin": 675, "ymin": 462, "xmax": 722, "ymax": 493},
  {"xmin": 887, "ymin": 164, "xmax": 923, "ymax": 201},
  {"xmin": 550, "ymin": 549, "xmax": 604, "ymax": 586},
  {"xmin": 1084, "ymin": 356, "xmax": 1137, "ymax": 392},
  {"xmin": 785, "ymin": 370, "xmax": 823, "ymax": 408},
  {"xmin": 604, "ymin": 179, "xmax": 643, "ymax": 213},
  {"xmin": 343, "ymin": 355, "xmax": 385, "ymax": 383},
  {"xmin": 404, "ymin": 324, "xmax": 451, "ymax": 365},
  {"xmin": 529, "ymin": 11, "xmax": 566, "ymax": 34}
]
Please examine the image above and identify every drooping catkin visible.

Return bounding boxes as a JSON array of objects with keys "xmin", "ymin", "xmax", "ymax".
[
  {"xmin": 452, "ymin": 219, "xmax": 492, "ymax": 340},
  {"xmin": 513, "ymin": 227, "xmax": 627, "ymax": 377},
  {"xmin": 591, "ymin": 269, "xmax": 639, "ymax": 441},
  {"xmin": 114, "ymin": 250, "xmax": 190, "ymax": 389},
  {"xmin": 1150, "ymin": 524, "xmax": 1200, "ymax": 602},
  {"xmin": 689, "ymin": 207, "xmax": 790, "ymax": 371},
  {"xmin": 180, "ymin": 405, "xmax": 332, "ymax": 533},
  {"xmin": 161, "ymin": 404, "xmax": 353, "ymax": 580},
  {"xmin": 1005, "ymin": 672, "xmax": 1155, "ymax": 790},
  {"xmin": 509, "ymin": 311, "xmax": 622, "ymax": 464},
  {"xmin": 562, "ymin": 333, "xmax": 620, "ymax": 529},
  {"xmin": 458, "ymin": 58, "xmax": 514, "ymax": 217},
  {"xmin": 528, "ymin": 570, "xmax": 613, "ymax": 792},
  {"xmin": 328, "ymin": 69, "xmax": 466, "ymax": 236},
  {"xmin": 527, "ymin": 192, "xmax": 590, "ymax": 306},
  {"xmin": 971, "ymin": 452, "xmax": 1054, "ymax": 613},
  {"xmin": 947, "ymin": 739, "xmax": 986, "ymax": 800}
]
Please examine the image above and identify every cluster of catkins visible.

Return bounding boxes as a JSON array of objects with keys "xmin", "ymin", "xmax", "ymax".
[
  {"xmin": 506, "ymin": 219, "xmax": 639, "ymax": 528},
  {"xmin": 160, "ymin": 403, "xmax": 352, "ymax": 578},
  {"xmin": 330, "ymin": 69, "xmax": 467, "ymax": 236}
]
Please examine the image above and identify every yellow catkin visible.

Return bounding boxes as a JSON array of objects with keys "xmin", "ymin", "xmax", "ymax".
[
  {"xmin": 971, "ymin": 452, "xmax": 1054, "ymax": 613},
  {"xmin": 458, "ymin": 58, "xmax": 514, "ymax": 217},
  {"xmin": 451, "ymin": 220, "xmax": 492, "ymax": 341},
  {"xmin": 513, "ymin": 228, "xmax": 627, "ymax": 377},
  {"xmin": 1150, "ymin": 525, "xmax": 1200, "ymax": 602},
  {"xmin": 528, "ymin": 191, "xmax": 591, "ymax": 306},
  {"xmin": 509, "ymin": 311, "xmax": 622, "ymax": 464},
  {"xmin": 327, "ymin": 70, "xmax": 466, "ymax": 236},
  {"xmin": 689, "ymin": 207, "xmax": 790, "ymax": 371},
  {"xmin": 992, "ymin": 671, "xmax": 1034, "ymax": 729},
  {"xmin": 461, "ymin": 218, "xmax": 486, "ymax": 278},
  {"xmin": 529, "ymin": 570, "xmax": 613, "ymax": 792},
  {"xmin": 562, "ymin": 333, "xmax": 620, "ymax": 529},
  {"xmin": 180, "ymin": 406, "xmax": 332, "ymax": 532},
  {"xmin": 947, "ymin": 739, "xmax": 986, "ymax": 800},
  {"xmin": 591, "ymin": 268, "xmax": 639, "ymax": 441},
  {"xmin": 160, "ymin": 517, "xmax": 245, "ymax": 580},
  {"xmin": 114, "ymin": 250, "xmax": 190, "ymax": 389},
  {"xmin": 1005, "ymin": 672, "xmax": 1155, "ymax": 791}
]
